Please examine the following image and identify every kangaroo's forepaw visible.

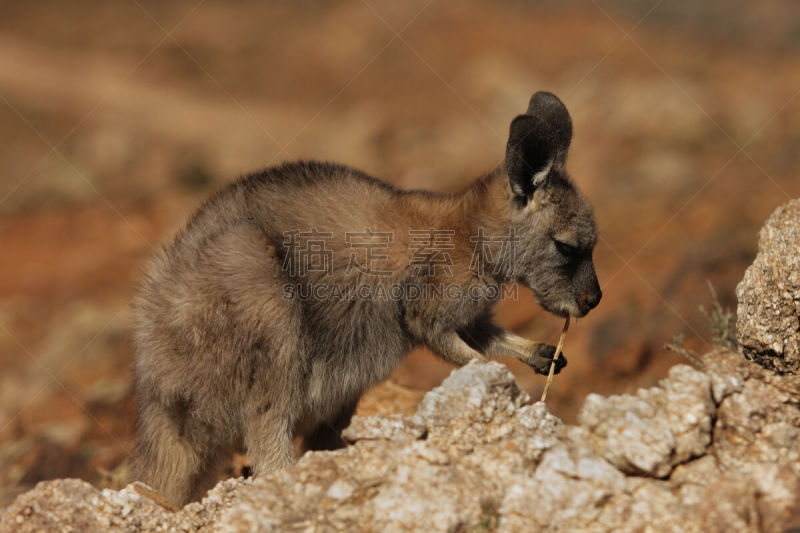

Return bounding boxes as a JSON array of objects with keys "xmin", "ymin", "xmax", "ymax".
[{"xmin": 526, "ymin": 344, "xmax": 567, "ymax": 375}]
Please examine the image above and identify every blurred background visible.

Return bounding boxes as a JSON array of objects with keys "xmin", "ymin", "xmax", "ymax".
[{"xmin": 1, "ymin": 0, "xmax": 799, "ymax": 506}]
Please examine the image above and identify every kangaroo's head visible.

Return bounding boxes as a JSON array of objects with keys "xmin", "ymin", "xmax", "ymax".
[{"xmin": 504, "ymin": 92, "xmax": 601, "ymax": 318}]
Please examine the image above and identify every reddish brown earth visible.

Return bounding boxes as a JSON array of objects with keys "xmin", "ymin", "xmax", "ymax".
[{"xmin": 1, "ymin": 0, "xmax": 799, "ymax": 506}]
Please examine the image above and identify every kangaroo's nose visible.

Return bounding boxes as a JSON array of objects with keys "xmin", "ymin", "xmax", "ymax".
[{"xmin": 586, "ymin": 290, "xmax": 602, "ymax": 310}]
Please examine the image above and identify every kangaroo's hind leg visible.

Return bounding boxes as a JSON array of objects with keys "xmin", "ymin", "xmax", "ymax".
[
  {"xmin": 241, "ymin": 338, "xmax": 304, "ymax": 477},
  {"xmin": 302, "ymin": 398, "xmax": 358, "ymax": 452},
  {"xmin": 133, "ymin": 395, "xmax": 219, "ymax": 507},
  {"xmin": 243, "ymin": 409, "xmax": 295, "ymax": 479}
]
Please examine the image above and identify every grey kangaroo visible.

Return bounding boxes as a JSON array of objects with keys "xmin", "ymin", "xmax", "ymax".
[{"xmin": 132, "ymin": 92, "xmax": 601, "ymax": 505}]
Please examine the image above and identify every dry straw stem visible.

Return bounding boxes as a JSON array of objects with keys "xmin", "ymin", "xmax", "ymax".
[{"xmin": 541, "ymin": 316, "xmax": 570, "ymax": 402}]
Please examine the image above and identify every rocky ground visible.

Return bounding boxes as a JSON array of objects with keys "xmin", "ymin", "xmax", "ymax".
[
  {"xmin": 1, "ymin": 198, "xmax": 799, "ymax": 532},
  {"xmin": 737, "ymin": 199, "xmax": 800, "ymax": 375},
  {"xmin": 1, "ymin": 350, "xmax": 798, "ymax": 532}
]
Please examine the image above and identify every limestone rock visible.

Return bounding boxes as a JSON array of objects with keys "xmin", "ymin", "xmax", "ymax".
[
  {"xmin": 3, "ymin": 353, "xmax": 800, "ymax": 532},
  {"xmin": 736, "ymin": 198, "xmax": 800, "ymax": 374},
  {"xmin": 341, "ymin": 414, "xmax": 426, "ymax": 443},
  {"xmin": 0, "ymin": 479, "xmax": 174, "ymax": 532},
  {"xmin": 577, "ymin": 364, "xmax": 714, "ymax": 477}
]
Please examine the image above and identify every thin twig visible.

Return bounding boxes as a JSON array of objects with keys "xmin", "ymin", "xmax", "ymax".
[{"xmin": 541, "ymin": 317, "xmax": 570, "ymax": 402}]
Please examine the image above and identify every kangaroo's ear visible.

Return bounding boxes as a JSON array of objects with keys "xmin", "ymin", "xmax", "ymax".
[
  {"xmin": 505, "ymin": 92, "xmax": 572, "ymax": 200},
  {"xmin": 526, "ymin": 92, "xmax": 572, "ymax": 154}
]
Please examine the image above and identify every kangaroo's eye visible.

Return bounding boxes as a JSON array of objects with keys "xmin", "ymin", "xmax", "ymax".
[{"xmin": 554, "ymin": 240, "xmax": 578, "ymax": 257}]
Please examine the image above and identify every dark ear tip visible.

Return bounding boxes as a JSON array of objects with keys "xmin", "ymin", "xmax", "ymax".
[
  {"xmin": 531, "ymin": 91, "xmax": 561, "ymax": 103},
  {"xmin": 527, "ymin": 91, "xmax": 567, "ymax": 115}
]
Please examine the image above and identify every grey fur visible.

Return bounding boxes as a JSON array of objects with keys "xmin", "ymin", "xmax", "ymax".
[{"xmin": 132, "ymin": 91, "xmax": 601, "ymax": 505}]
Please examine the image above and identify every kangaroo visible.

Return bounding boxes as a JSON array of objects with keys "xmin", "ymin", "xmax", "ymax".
[{"xmin": 132, "ymin": 91, "xmax": 601, "ymax": 505}]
